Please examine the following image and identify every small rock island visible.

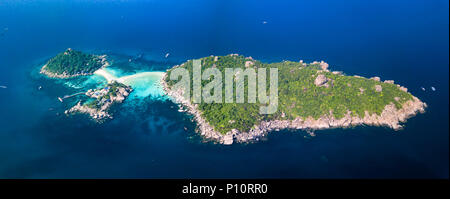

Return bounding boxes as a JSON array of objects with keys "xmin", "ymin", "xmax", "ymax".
[
  {"xmin": 42, "ymin": 49, "xmax": 132, "ymax": 121},
  {"xmin": 162, "ymin": 54, "xmax": 427, "ymax": 145}
]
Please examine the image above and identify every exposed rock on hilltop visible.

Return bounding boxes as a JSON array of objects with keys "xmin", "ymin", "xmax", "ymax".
[
  {"xmin": 314, "ymin": 74, "xmax": 329, "ymax": 86},
  {"xmin": 375, "ymin": 85, "xmax": 383, "ymax": 92}
]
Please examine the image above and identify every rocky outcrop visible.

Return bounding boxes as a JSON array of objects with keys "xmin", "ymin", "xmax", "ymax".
[
  {"xmin": 66, "ymin": 101, "xmax": 111, "ymax": 120},
  {"xmin": 371, "ymin": 77, "xmax": 381, "ymax": 81},
  {"xmin": 161, "ymin": 73, "xmax": 230, "ymax": 144},
  {"xmin": 398, "ymin": 86, "xmax": 408, "ymax": 92},
  {"xmin": 375, "ymin": 85, "xmax": 383, "ymax": 92},
  {"xmin": 245, "ymin": 60, "xmax": 254, "ymax": 67},
  {"xmin": 320, "ymin": 61, "xmax": 329, "ymax": 71},
  {"xmin": 233, "ymin": 96, "xmax": 426, "ymax": 143}
]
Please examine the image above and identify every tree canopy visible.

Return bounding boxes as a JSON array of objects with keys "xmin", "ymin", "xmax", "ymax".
[{"xmin": 45, "ymin": 48, "xmax": 104, "ymax": 75}]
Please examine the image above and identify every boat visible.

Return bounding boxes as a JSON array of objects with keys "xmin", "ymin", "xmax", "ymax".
[
  {"xmin": 431, "ymin": 86, "xmax": 436, "ymax": 91},
  {"xmin": 421, "ymin": 87, "xmax": 425, "ymax": 91},
  {"xmin": 58, "ymin": 97, "xmax": 63, "ymax": 102},
  {"xmin": 0, "ymin": 85, "xmax": 7, "ymax": 89},
  {"xmin": 165, "ymin": 53, "xmax": 170, "ymax": 58}
]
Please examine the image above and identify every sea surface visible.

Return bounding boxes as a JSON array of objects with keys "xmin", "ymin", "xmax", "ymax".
[{"xmin": 0, "ymin": 0, "xmax": 448, "ymax": 178}]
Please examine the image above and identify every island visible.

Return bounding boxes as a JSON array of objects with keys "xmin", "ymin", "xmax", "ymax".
[
  {"xmin": 41, "ymin": 48, "xmax": 110, "ymax": 78},
  {"xmin": 162, "ymin": 54, "xmax": 427, "ymax": 145},
  {"xmin": 65, "ymin": 81, "xmax": 133, "ymax": 121},
  {"xmin": 41, "ymin": 48, "xmax": 133, "ymax": 121}
]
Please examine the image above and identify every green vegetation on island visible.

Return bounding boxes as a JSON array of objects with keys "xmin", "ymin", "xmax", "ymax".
[
  {"xmin": 42, "ymin": 48, "xmax": 108, "ymax": 78},
  {"xmin": 165, "ymin": 55, "xmax": 415, "ymax": 135}
]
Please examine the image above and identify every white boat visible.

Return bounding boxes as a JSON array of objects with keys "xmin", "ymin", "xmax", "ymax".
[
  {"xmin": 58, "ymin": 97, "xmax": 63, "ymax": 102},
  {"xmin": 421, "ymin": 87, "xmax": 425, "ymax": 91},
  {"xmin": 165, "ymin": 53, "xmax": 170, "ymax": 58},
  {"xmin": 431, "ymin": 86, "xmax": 436, "ymax": 91},
  {"xmin": 262, "ymin": 21, "xmax": 268, "ymax": 24}
]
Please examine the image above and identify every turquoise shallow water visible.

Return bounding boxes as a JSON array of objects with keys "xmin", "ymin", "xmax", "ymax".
[
  {"xmin": 92, "ymin": 67, "xmax": 166, "ymax": 99},
  {"xmin": 0, "ymin": 0, "xmax": 448, "ymax": 178}
]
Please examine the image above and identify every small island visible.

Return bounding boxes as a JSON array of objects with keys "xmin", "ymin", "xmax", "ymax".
[
  {"xmin": 42, "ymin": 48, "xmax": 133, "ymax": 121},
  {"xmin": 162, "ymin": 54, "xmax": 427, "ymax": 145},
  {"xmin": 41, "ymin": 48, "xmax": 110, "ymax": 78},
  {"xmin": 65, "ymin": 81, "xmax": 133, "ymax": 121}
]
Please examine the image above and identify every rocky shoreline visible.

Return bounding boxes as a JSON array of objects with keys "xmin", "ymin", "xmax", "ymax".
[
  {"xmin": 40, "ymin": 54, "xmax": 110, "ymax": 79},
  {"xmin": 232, "ymin": 96, "xmax": 426, "ymax": 144},
  {"xmin": 160, "ymin": 73, "xmax": 233, "ymax": 144},
  {"xmin": 66, "ymin": 101, "xmax": 112, "ymax": 120},
  {"xmin": 161, "ymin": 65, "xmax": 427, "ymax": 145}
]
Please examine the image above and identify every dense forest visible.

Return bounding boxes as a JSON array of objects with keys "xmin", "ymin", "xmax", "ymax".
[
  {"xmin": 44, "ymin": 48, "xmax": 104, "ymax": 75},
  {"xmin": 166, "ymin": 55, "xmax": 413, "ymax": 134}
]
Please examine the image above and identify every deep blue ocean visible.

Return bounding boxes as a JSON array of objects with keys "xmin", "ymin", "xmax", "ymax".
[{"xmin": 0, "ymin": 0, "xmax": 448, "ymax": 178}]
